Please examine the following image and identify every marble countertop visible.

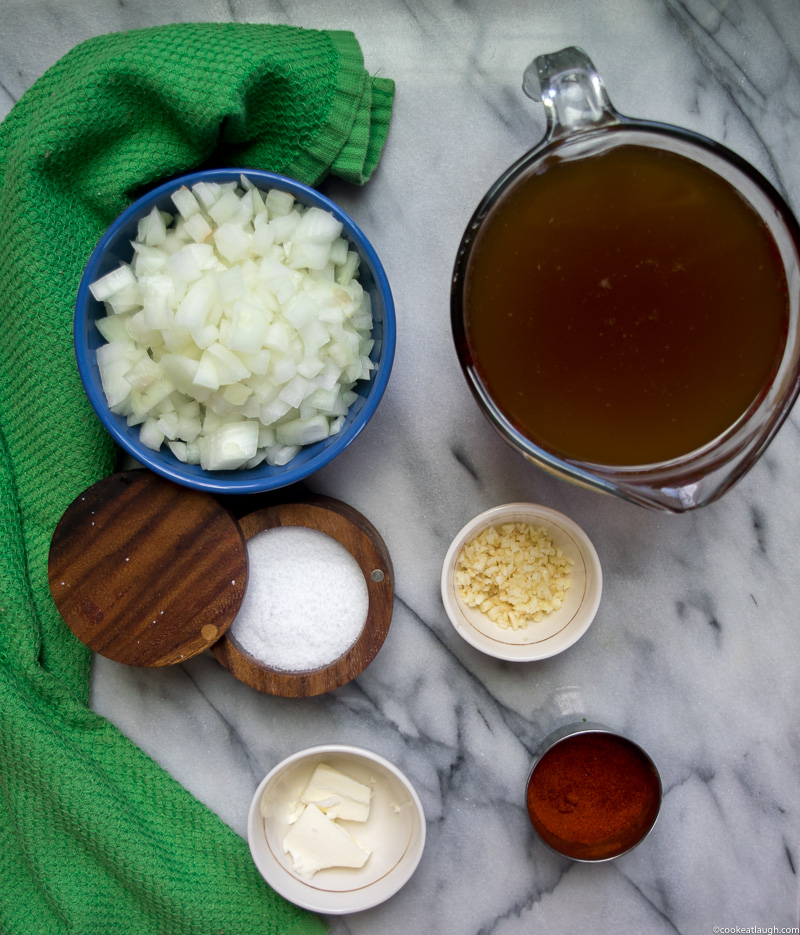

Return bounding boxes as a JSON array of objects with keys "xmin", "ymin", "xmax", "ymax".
[{"xmin": 4, "ymin": 1, "xmax": 800, "ymax": 931}]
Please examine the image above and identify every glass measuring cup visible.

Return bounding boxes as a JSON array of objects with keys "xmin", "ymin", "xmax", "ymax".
[{"xmin": 451, "ymin": 47, "xmax": 800, "ymax": 512}]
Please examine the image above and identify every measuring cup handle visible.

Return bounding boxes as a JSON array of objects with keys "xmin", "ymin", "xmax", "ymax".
[{"xmin": 523, "ymin": 47, "xmax": 621, "ymax": 139}]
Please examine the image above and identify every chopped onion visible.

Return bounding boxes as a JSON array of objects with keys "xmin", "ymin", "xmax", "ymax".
[
  {"xmin": 90, "ymin": 178, "xmax": 375, "ymax": 470},
  {"xmin": 90, "ymin": 265, "xmax": 136, "ymax": 302}
]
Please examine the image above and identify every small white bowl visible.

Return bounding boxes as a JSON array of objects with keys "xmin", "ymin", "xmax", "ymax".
[
  {"xmin": 441, "ymin": 502, "xmax": 602, "ymax": 661},
  {"xmin": 247, "ymin": 745, "xmax": 426, "ymax": 914}
]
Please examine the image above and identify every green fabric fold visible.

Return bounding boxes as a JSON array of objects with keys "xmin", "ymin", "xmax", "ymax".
[{"xmin": 0, "ymin": 22, "xmax": 393, "ymax": 934}]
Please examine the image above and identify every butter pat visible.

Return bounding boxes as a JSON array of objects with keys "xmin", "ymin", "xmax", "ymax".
[
  {"xmin": 301, "ymin": 763, "xmax": 372, "ymax": 822},
  {"xmin": 283, "ymin": 804, "xmax": 371, "ymax": 878}
]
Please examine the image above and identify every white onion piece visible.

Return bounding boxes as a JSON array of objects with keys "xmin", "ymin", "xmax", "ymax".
[
  {"xmin": 95, "ymin": 314, "xmax": 132, "ymax": 343},
  {"xmin": 171, "ymin": 186, "xmax": 201, "ymax": 220},
  {"xmin": 184, "ymin": 213, "xmax": 212, "ymax": 243},
  {"xmin": 192, "ymin": 182, "xmax": 221, "ymax": 211},
  {"xmin": 91, "ymin": 178, "xmax": 375, "ymax": 470},
  {"xmin": 208, "ymin": 189, "xmax": 243, "ymax": 226},
  {"xmin": 294, "ymin": 206, "xmax": 343, "ymax": 245},
  {"xmin": 90, "ymin": 265, "xmax": 136, "ymax": 302},
  {"xmin": 276, "ymin": 415, "xmax": 330, "ymax": 447},
  {"xmin": 140, "ymin": 417, "xmax": 165, "ymax": 451},
  {"xmin": 141, "ymin": 207, "xmax": 167, "ymax": 246},
  {"xmin": 265, "ymin": 189, "xmax": 294, "ymax": 217},
  {"xmin": 200, "ymin": 420, "xmax": 259, "ymax": 471}
]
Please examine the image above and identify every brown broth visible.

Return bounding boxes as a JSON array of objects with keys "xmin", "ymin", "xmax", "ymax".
[{"xmin": 464, "ymin": 144, "xmax": 788, "ymax": 465}]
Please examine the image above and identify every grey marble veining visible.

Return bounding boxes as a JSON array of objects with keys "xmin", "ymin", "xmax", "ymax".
[{"xmin": 4, "ymin": 0, "xmax": 800, "ymax": 931}]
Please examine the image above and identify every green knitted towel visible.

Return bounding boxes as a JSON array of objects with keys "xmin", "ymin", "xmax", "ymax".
[{"xmin": 0, "ymin": 23, "xmax": 393, "ymax": 935}]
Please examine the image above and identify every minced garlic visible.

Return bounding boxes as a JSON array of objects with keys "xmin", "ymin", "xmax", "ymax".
[{"xmin": 455, "ymin": 522, "xmax": 573, "ymax": 628}]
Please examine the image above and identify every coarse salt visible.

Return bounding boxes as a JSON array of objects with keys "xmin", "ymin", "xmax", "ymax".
[{"xmin": 229, "ymin": 525, "xmax": 368, "ymax": 671}]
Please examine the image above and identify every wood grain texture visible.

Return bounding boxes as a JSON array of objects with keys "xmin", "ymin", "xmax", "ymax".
[
  {"xmin": 211, "ymin": 496, "xmax": 394, "ymax": 697},
  {"xmin": 48, "ymin": 470, "xmax": 247, "ymax": 666}
]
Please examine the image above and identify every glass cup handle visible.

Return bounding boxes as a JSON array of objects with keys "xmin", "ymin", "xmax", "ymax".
[{"xmin": 523, "ymin": 47, "xmax": 621, "ymax": 139}]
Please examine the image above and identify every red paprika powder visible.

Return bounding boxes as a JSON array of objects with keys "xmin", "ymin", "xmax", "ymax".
[{"xmin": 526, "ymin": 730, "xmax": 661, "ymax": 861}]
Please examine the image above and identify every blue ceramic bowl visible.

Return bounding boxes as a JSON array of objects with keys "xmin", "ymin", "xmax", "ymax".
[{"xmin": 75, "ymin": 169, "xmax": 395, "ymax": 494}]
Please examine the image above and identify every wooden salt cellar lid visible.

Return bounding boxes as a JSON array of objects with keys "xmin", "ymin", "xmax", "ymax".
[
  {"xmin": 211, "ymin": 496, "xmax": 394, "ymax": 698},
  {"xmin": 48, "ymin": 470, "xmax": 247, "ymax": 666}
]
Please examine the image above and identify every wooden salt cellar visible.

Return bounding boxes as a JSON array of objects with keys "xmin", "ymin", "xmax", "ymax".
[
  {"xmin": 212, "ymin": 496, "xmax": 394, "ymax": 698},
  {"xmin": 48, "ymin": 473, "xmax": 393, "ymax": 696}
]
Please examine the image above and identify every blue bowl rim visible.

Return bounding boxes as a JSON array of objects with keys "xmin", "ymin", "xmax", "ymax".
[{"xmin": 75, "ymin": 168, "xmax": 396, "ymax": 494}]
